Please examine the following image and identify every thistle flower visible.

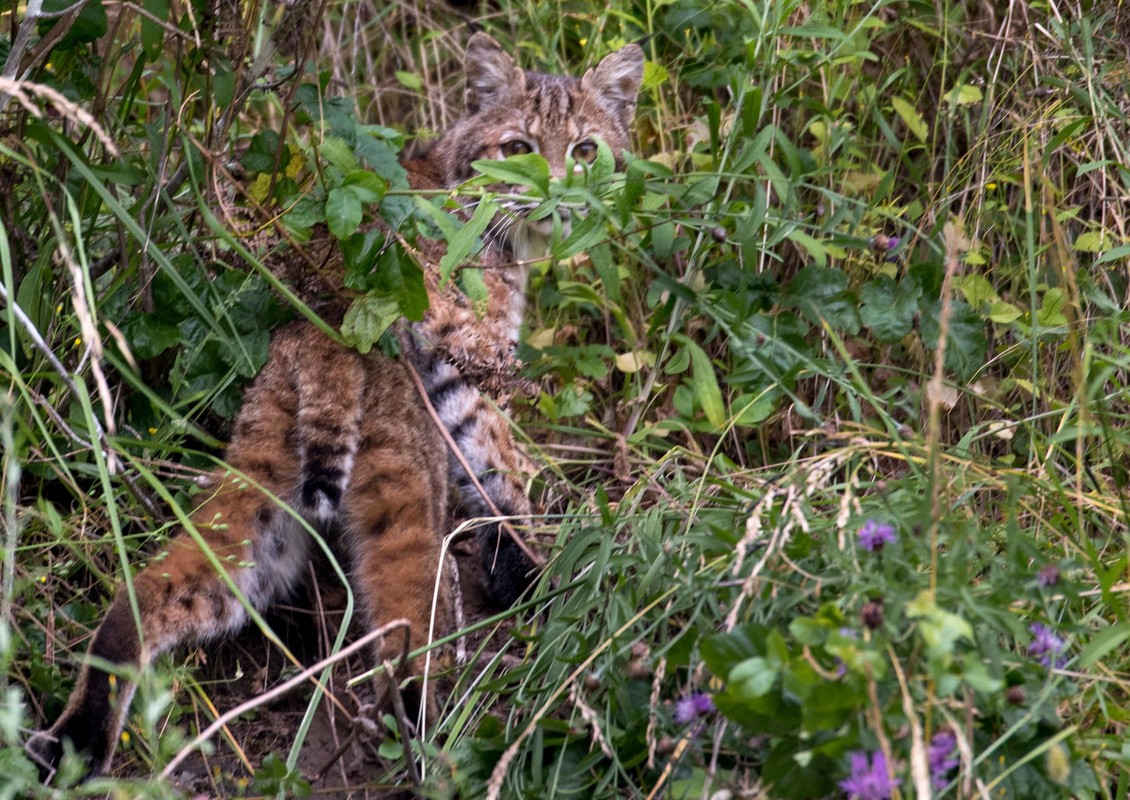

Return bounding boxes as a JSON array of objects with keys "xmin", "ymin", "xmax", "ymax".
[
  {"xmin": 673, "ymin": 692, "xmax": 715, "ymax": 725},
  {"xmin": 1036, "ymin": 564, "xmax": 1060, "ymax": 587},
  {"xmin": 927, "ymin": 730, "xmax": 959, "ymax": 790},
  {"xmin": 839, "ymin": 750, "xmax": 900, "ymax": 800},
  {"xmin": 858, "ymin": 520, "xmax": 897, "ymax": 552},
  {"xmin": 1028, "ymin": 622, "xmax": 1067, "ymax": 668}
]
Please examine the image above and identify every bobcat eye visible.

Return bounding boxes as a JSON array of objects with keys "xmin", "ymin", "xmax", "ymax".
[
  {"xmin": 571, "ymin": 140, "xmax": 598, "ymax": 163},
  {"xmin": 500, "ymin": 140, "xmax": 533, "ymax": 157}
]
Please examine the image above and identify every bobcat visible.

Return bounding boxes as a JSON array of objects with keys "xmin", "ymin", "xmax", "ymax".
[{"xmin": 29, "ymin": 32, "xmax": 644, "ymax": 778}]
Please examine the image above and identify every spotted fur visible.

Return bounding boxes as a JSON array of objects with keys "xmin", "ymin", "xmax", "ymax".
[{"xmin": 29, "ymin": 33, "xmax": 643, "ymax": 779}]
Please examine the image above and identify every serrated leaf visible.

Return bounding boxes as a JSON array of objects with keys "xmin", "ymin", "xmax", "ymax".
[
  {"xmin": 891, "ymin": 95, "xmax": 928, "ymax": 142},
  {"xmin": 318, "ymin": 136, "xmax": 358, "ymax": 172},
  {"xmin": 325, "ymin": 187, "xmax": 363, "ymax": 239}
]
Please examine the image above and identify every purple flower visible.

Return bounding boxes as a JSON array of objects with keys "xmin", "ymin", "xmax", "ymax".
[
  {"xmin": 928, "ymin": 730, "xmax": 959, "ymax": 790},
  {"xmin": 1028, "ymin": 623, "xmax": 1067, "ymax": 668},
  {"xmin": 839, "ymin": 750, "xmax": 900, "ymax": 799},
  {"xmin": 858, "ymin": 520, "xmax": 897, "ymax": 552},
  {"xmin": 1036, "ymin": 564, "xmax": 1060, "ymax": 587},
  {"xmin": 673, "ymin": 692, "xmax": 715, "ymax": 725}
]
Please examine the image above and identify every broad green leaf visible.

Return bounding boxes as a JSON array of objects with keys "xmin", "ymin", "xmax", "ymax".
[
  {"xmin": 642, "ymin": 60, "xmax": 668, "ymax": 90},
  {"xmin": 325, "ymin": 187, "xmax": 363, "ymax": 239},
  {"xmin": 342, "ymin": 170, "xmax": 387, "ymax": 203},
  {"xmin": 678, "ymin": 337, "xmax": 725, "ymax": 428},
  {"xmin": 140, "ymin": 0, "xmax": 169, "ymax": 58},
  {"xmin": 892, "ymin": 95, "xmax": 928, "ymax": 142},
  {"xmin": 318, "ymin": 136, "xmax": 358, "ymax": 172},
  {"xmin": 470, "ymin": 154, "xmax": 550, "ymax": 194},
  {"xmin": 1073, "ymin": 230, "xmax": 1112, "ymax": 253},
  {"xmin": 988, "ymin": 301, "xmax": 1022, "ymax": 324},
  {"xmin": 786, "ymin": 230, "xmax": 828, "ymax": 267},
  {"xmin": 341, "ymin": 293, "xmax": 400, "ymax": 354},
  {"xmin": 860, "ymin": 275, "xmax": 921, "ymax": 342},
  {"xmin": 787, "ymin": 266, "xmax": 861, "ymax": 334},
  {"xmin": 920, "ymin": 299, "xmax": 988, "ymax": 381},
  {"xmin": 729, "ymin": 657, "xmax": 778, "ymax": 699},
  {"xmin": 944, "ymin": 84, "xmax": 984, "ymax": 106},
  {"xmin": 394, "ymin": 70, "xmax": 423, "ymax": 90},
  {"xmin": 122, "ymin": 315, "xmax": 181, "ymax": 360},
  {"xmin": 955, "ymin": 274, "xmax": 998, "ymax": 308}
]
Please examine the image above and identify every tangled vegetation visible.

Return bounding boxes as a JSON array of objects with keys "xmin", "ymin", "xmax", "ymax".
[{"xmin": 2, "ymin": 0, "xmax": 1130, "ymax": 797}]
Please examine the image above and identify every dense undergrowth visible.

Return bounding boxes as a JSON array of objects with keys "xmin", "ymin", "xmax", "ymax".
[{"xmin": 2, "ymin": 0, "xmax": 1130, "ymax": 797}]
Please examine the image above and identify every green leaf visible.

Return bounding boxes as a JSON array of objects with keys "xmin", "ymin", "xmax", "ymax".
[
  {"xmin": 342, "ymin": 229, "xmax": 385, "ymax": 290},
  {"xmin": 342, "ymin": 170, "xmax": 387, "ymax": 203},
  {"xmin": 470, "ymin": 154, "xmax": 551, "ymax": 194},
  {"xmin": 40, "ymin": 0, "xmax": 107, "ymax": 47},
  {"xmin": 341, "ymin": 293, "xmax": 400, "ymax": 354},
  {"xmin": 786, "ymin": 230, "xmax": 828, "ymax": 268},
  {"xmin": 678, "ymin": 337, "xmax": 725, "ymax": 428},
  {"xmin": 325, "ymin": 187, "xmax": 363, "ymax": 239},
  {"xmin": 318, "ymin": 136, "xmax": 358, "ymax": 172},
  {"xmin": 394, "ymin": 70, "xmax": 423, "ymax": 90},
  {"xmin": 438, "ymin": 199, "xmax": 497, "ymax": 283},
  {"xmin": 642, "ymin": 60, "xmax": 668, "ymax": 90},
  {"xmin": 123, "ymin": 315, "xmax": 181, "ymax": 360},
  {"xmin": 954, "ymin": 274, "xmax": 998, "ymax": 308},
  {"xmin": 1073, "ymin": 230, "xmax": 1112, "ymax": 253},
  {"xmin": 787, "ymin": 266, "xmax": 861, "ymax": 334},
  {"xmin": 859, "ymin": 276, "xmax": 921, "ymax": 343},
  {"xmin": 892, "ymin": 95, "xmax": 928, "ymax": 142},
  {"xmin": 944, "ymin": 84, "xmax": 984, "ymax": 106},
  {"xmin": 1077, "ymin": 623, "xmax": 1130, "ymax": 669},
  {"xmin": 920, "ymin": 299, "xmax": 988, "ymax": 381},
  {"xmin": 140, "ymin": 0, "xmax": 169, "ymax": 58},
  {"xmin": 728, "ymin": 657, "xmax": 778, "ymax": 699}
]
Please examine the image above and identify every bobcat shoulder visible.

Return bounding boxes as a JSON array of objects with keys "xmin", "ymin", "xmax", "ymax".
[{"xmin": 29, "ymin": 32, "xmax": 643, "ymax": 779}]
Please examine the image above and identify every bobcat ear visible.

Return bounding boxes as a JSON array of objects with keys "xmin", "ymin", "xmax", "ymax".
[
  {"xmin": 582, "ymin": 44, "xmax": 645, "ymax": 128},
  {"xmin": 464, "ymin": 33, "xmax": 525, "ymax": 114}
]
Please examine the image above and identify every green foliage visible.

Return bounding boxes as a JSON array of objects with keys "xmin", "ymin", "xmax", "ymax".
[{"xmin": 3, "ymin": 0, "xmax": 1130, "ymax": 797}]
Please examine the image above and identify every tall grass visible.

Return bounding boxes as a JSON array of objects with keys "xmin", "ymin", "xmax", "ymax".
[{"xmin": 2, "ymin": 0, "xmax": 1129, "ymax": 797}]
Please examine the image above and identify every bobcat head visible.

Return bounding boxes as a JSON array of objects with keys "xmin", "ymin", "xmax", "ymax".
[{"xmin": 426, "ymin": 33, "xmax": 645, "ymax": 259}]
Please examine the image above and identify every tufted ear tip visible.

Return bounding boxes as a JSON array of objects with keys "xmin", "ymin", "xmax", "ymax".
[
  {"xmin": 464, "ymin": 33, "xmax": 524, "ymax": 114},
  {"xmin": 582, "ymin": 44, "xmax": 646, "ymax": 127}
]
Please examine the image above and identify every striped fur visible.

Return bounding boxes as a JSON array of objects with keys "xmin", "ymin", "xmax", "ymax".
[{"xmin": 29, "ymin": 33, "xmax": 643, "ymax": 779}]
